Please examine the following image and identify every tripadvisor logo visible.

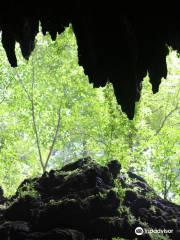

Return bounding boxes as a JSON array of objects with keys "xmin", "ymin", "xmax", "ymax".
[
  {"xmin": 135, "ymin": 227, "xmax": 144, "ymax": 235},
  {"xmin": 135, "ymin": 226, "xmax": 173, "ymax": 236}
]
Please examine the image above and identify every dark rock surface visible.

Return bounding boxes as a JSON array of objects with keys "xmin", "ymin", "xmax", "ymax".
[
  {"xmin": 0, "ymin": 186, "xmax": 6, "ymax": 204},
  {"xmin": 0, "ymin": 157, "xmax": 179, "ymax": 239},
  {"xmin": 1, "ymin": 3, "xmax": 180, "ymax": 118}
]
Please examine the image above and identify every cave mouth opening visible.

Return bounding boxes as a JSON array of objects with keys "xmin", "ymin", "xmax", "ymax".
[{"xmin": 0, "ymin": 25, "xmax": 179, "ymax": 206}]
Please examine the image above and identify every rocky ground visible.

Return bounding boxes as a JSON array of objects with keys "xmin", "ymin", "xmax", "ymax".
[{"xmin": 0, "ymin": 157, "xmax": 179, "ymax": 240}]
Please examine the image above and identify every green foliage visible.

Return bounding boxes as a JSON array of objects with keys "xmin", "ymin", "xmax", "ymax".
[
  {"xmin": 0, "ymin": 26, "xmax": 179, "ymax": 204},
  {"xmin": 17, "ymin": 182, "xmax": 40, "ymax": 199},
  {"xmin": 113, "ymin": 179, "xmax": 126, "ymax": 200}
]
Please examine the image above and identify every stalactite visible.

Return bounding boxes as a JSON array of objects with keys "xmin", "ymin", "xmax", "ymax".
[{"xmin": 0, "ymin": 2, "xmax": 180, "ymax": 119}]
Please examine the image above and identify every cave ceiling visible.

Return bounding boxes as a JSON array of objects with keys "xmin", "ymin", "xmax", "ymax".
[{"xmin": 0, "ymin": 2, "xmax": 180, "ymax": 119}]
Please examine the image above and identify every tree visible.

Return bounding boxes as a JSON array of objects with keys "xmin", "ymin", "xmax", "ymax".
[
  {"xmin": 0, "ymin": 27, "xmax": 179, "ymax": 204},
  {"xmin": 129, "ymin": 51, "xmax": 180, "ymax": 203}
]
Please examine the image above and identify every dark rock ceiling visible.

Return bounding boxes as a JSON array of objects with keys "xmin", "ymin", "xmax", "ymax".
[{"xmin": 0, "ymin": 2, "xmax": 180, "ymax": 119}]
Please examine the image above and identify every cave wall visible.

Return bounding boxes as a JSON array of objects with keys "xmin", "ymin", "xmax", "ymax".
[{"xmin": 0, "ymin": 2, "xmax": 180, "ymax": 118}]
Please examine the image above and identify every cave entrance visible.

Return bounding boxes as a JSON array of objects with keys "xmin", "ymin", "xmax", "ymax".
[{"xmin": 0, "ymin": 25, "xmax": 179, "ymax": 205}]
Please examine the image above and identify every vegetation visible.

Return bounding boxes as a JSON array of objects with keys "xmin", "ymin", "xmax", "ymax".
[{"xmin": 0, "ymin": 25, "xmax": 179, "ymax": 204}]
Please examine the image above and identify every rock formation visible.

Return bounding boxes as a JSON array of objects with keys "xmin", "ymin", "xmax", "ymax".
[
  {"xmin": 0, "ymin": 157, "xmax": 179, "ymax": 239},
  {"xmin": 1, "ymin": 2, "xmax": 180, "ymax": 118}
]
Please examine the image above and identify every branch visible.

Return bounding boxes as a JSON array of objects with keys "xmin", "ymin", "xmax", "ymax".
[
  {"xmin": 135, "ymin": 101, "xmax": 180, "ymax": 157},
  {"xmin": 0, "ymin": 80, "xmax": 11, "ymax": 104},
  {"xmin": 31, "ymin": 98, "xmax": 45, "ymax": 172},
  {"xmin": 163, "ymin": 170, "xmax": 169, "ymax": 200},
  {"xmin": 44, "ymin": 107, "xmax": 61, "ymax": 171},
  {"xmin": 167, "ymin": 171, "xmax": 180, "ymax": 193},
  {"xmin": 15, "ymin": 71, "xmax": 32, "ymax": 102},
  {"xmin": 155, "ymin": 105, "xmax": 180, "ymax": 135},
  {"xmin": 31, "ymin": 57, "xmax": 45, "ymax": 172},
  {"xmin": 16, "ymin": 60, "xmax": 45, "ymax": 172},
  {"xmin": 0, "ymin": 95, "xmax": 6, "ymax": 104},
  {"xmin": 151, "ymin": 106, "xmax": 163, "ymax": 114}
]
